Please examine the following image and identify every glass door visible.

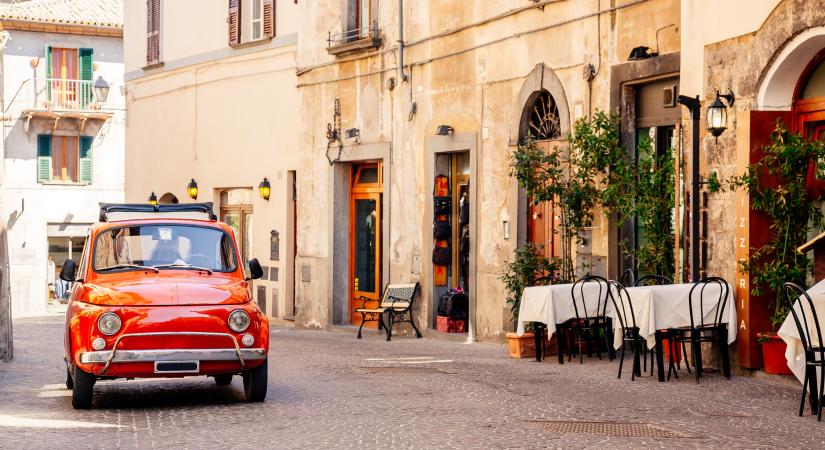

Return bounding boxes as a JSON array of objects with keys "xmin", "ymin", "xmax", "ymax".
[{"xmin": 349, "ymin": 162, "xmax": 382, "ymax": 326}]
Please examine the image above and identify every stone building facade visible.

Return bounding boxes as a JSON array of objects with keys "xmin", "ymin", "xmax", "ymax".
[
  {"xmin": 294, "ymin": 0, "xmax": 680, "ymax": 342},
  {"xmin": 681, "ymin": 0, "xmax": 825, "ymax": 368}
]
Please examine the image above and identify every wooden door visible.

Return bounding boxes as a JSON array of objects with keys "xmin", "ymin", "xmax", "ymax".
[{"xmin": 350, "ymin": 162, "xmax": 382, "ymax": 326}]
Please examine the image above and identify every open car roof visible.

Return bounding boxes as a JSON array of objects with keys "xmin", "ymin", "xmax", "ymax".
[{"xmin": 99, "ymin": 203, "xmax": 217, "ymax": 222}]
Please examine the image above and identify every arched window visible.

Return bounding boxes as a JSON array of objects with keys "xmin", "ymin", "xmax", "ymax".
[{"xmin": 523, "ymin": 90, "xmax": 561, "ymax": 141}]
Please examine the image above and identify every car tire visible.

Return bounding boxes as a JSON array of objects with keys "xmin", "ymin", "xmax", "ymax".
[
  {"xmin": 65, "ymin": 366, "xmax": 74, "ymax": 389},
  {"xmin": 242, "ymin": 359, "xmax": 267, "ymax": 402},
  {"xmin": 214, "ymin": 374, "xmax": 233, "ymax": 386},
  {"xmin": 72, "ymin": 366, "xmax": 96, "ymax": 409}
]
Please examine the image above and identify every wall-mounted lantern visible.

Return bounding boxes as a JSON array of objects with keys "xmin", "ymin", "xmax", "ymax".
[
  {"xmin": 187, "ymin": 178, "xmax": 198, "ymax": 200},
  {"xmin": 345, "ymin": 128, "xmax": 360, "ymax": 144},
  {"xmin": 94, "ymin": 76, "xmax": 110, "ymax": 104},
  {"xmin": 258, "ymin": 177, "xmax": 271, "ymax": 201},
  {"xmin": 707, "ymin": 90, "xmax": 735, "ymax": 139},
  {"xmin": 148, "ymin": 192, "xmax": 158, "ymax": 205}
]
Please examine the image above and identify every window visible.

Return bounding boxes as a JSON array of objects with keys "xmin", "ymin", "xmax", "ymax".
[
  {"xmin": 230, "ymin": 0, "xmax": 275, "ymax": 46},
  {"xmin": 93, "ymin": 225, "xmax": 238, "ymax": 273},
  {"xmin": 45, "ymin": 47, "xmax": 93, "ymax": 108},
  {"xmin": 37, "ymin": 134, "xmax": 93, "ymax": 184},
  {"xmin": 251, "ymin": 0, "xmax": 263, "ymax": 40},
  {"xmin": 347, "ymin": 0, "xmax": 371, "ymax": 40},
  {"xmin": 146, "ymin": 0, "xmax": 161, "ymax": 65}
]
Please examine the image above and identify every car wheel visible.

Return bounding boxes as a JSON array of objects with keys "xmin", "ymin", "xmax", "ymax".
[
  {"xmin": 65, "ymin": 366, "xmax": 74, "ymax": 389},
  {"xmin": 214, "ymin": 374, "xmax": 232, "ymax": 386},
  {"xmin": 71, "ymin": 366, "xmax": 96, "ymax": 409},
  {"xmin": 242, "ymin": 359, "xmax": 267, "ymax": 402}
]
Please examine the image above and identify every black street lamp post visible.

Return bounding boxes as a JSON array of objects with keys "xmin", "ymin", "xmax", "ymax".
[{"xmin": 678, "ymin": 94, "xmax": 702, "ymax": 282}]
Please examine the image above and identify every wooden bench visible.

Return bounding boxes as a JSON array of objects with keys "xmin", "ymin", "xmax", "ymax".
[{"xmin": 355, "ymin": 283, "xmax": 422, "ymax": 341}]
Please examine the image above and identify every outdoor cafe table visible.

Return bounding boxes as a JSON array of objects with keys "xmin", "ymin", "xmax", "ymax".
[
  {"xmin": 778, "ymin": 278, "xmax": 825, "ymax": 406},
  {"xmin": 516, "ymin": 282, "xmax": 613, "ymax": 364},
  {"xmin": 607, "ymin": 282, "xmax": 737, "ymax": 382}
]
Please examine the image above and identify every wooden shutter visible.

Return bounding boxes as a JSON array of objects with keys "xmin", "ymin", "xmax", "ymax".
[
  {"xmin": 146, "ymin": 0, "xmax": 160, "ymax": 65},
  {"xmin": 45, "ymin": 45, "xmax": 52, "ymax": 100},
  {"xmin": 229, "ymin": 0, "xmax": 241, "ymax": 46},
  {"xmin": 37, "ymin": 134, "xmax": 52, "ymax": 183},
  {"xmin": 263, "ymin": 0, "xmax": 275, "ymax": 38},
  {"xmin": 79, "ymin": 136, "xmax": 93, "ymax": 184},
  {"xmin": 79, "ymin": 48, "xmax": 93, "ymax": 108}
]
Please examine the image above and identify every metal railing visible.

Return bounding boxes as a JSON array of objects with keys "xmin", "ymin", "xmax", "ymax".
[
  {"xmin": 3, "ymin": 78, "xmax": 122, "ymax": 120},
  {"xmin": 327, "ymin": 21, "xmax": 381, "ymax": 47}
]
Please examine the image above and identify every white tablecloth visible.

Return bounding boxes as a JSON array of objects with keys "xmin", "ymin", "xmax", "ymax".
[
  {"xmin": 778, "ymin": 279, "xmax": 825, "ymax": 383},
  {"xmin": 608, "ymin": 282, "xmax": 737, "ymax": 350},
  {"xmin": 516, "ymin": 282, "xmax": 610, "ymax": 338}
]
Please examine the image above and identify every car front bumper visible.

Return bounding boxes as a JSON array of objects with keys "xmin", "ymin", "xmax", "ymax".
[{"xmin": 80, "ymin": 348, "xmax": 267, "ymax": 364}]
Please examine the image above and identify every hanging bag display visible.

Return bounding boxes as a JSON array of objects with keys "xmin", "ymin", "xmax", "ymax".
[
  {"xmin": 433, "ymin": 196, "xmax": 451, "ymax": 215},
  {"xmin": 432, "ymin": 246, "xmax": 451, "ymax": 265},
  {"xmin": 433, "ymin": 220, "xmax": 451, "ymax": 240}
]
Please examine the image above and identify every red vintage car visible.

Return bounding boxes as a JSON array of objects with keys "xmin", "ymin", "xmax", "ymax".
[{"xmin": 61, "ymin": 203, "xmax": 269, "ymax": 409}]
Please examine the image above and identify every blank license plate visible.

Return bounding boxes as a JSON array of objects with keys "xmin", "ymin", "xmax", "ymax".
[{"xmin": 154, "ymin": 361, "xmax": 199, "ymax": 373}]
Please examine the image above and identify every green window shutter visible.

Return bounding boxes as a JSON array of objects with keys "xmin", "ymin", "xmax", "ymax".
[
  {"xmin": 37, "ymin": 134, "xmax": 52, "ymax": 183},
  {"xmin": 79, "ymin": 48, "xmax": 93, "ymax": 108},
  {"xmin": 79, "ymin": 136, "xmax": 93, "ymax": 184},
  {"xmin": 45, "ymin": 45, "xmax": 52, "ymax": 100}
]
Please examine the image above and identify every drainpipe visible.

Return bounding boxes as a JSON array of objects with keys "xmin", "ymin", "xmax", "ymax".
[{"xmin": 397, "ymin": 0, "xmax": 408, "ymax": 82}]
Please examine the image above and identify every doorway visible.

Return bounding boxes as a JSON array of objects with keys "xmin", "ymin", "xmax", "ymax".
[
  {"xmin": 349, "ymin": 162, "xmax": 382, "ymax": 326},
  {"xmin": 220, "ymin": 188, "xmax": 253, "ymax": 263}
]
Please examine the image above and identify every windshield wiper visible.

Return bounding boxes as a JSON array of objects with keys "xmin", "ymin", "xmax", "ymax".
[
  {"xmin": 97, "ymin": 264, "xmax": 159, "ymax": 273},
  {"xmin": 153, "ymin": 263, "xmax": 213, "ymax": 275}
]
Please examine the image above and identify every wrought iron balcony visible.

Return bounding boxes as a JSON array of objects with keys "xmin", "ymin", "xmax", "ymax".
[
  {"xmin": 3, "ymin": 78, "xmax": 120, "ymax": 132},
  {"xmin": 326, "ymin": 21, "xmax": 382, "ymax": 57}
]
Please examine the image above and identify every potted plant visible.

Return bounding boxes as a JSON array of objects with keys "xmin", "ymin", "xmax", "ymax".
[
  {"xmin": 500, "ymin": 244, "xmax": 554, "ymax": 358},
  {"xmin": 710, "ymin": 121, "xmax": 824, "ymax": 374}
]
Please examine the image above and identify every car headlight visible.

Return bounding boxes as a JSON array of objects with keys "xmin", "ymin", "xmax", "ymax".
[
  {"xmin": 97, "ymin": 312, "xmax": 122, "ymax": 336},
  {"xmin": 228, "ymin": 309, "xmax": 251, "ymax": 333}
]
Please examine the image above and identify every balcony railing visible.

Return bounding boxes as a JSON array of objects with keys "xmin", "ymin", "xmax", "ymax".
[
  {"xmin": 3, "ymin": 78, "xmax": 122, "ymax": 130},
  {"xmin": 326, "ymin": 21, "xmax": 382, "ymax": 56}
]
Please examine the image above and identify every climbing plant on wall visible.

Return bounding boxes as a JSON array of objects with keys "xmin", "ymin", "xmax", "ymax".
[
  {"xmin": 510, "ymin": 111, "xmax": 677, "ymax": 281},
  {"xmin": 709, "ymin": 121, "xmax": 825, "ymax": 327}
]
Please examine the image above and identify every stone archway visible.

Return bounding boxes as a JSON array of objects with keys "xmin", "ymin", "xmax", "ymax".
[
  {"xmin": 511, "ymin": 63, "xmax": 571, "ymax": 143},
  {"xmin": 758, "ymin": 26, "xmax": 825, "ymax": 111}
]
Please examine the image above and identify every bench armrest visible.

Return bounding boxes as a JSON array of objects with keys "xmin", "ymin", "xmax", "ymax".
[{"xmin": 357, "ymin": 295, "xmax": 372, "ymax": 309}]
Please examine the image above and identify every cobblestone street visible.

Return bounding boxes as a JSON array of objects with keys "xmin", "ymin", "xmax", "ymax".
[{"xmin": 0, "ymin": 314, "xmax": 822, "ymax": 449}]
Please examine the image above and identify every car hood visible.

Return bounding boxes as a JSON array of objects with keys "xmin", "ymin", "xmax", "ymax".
[{"xmin": 82, "ymin": 275, "xmax": 250, "ymax": 306}]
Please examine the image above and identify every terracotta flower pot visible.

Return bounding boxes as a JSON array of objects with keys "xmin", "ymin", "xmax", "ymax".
[
  {"xmin": 506, "ymin": 332, "xmax": 536, "ymax": 359},
  {"xmin": 760, "ymin": 333, "xmax": 793, "ymax": 375}
]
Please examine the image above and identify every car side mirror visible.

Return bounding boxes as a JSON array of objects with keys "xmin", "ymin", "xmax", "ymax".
[
  {"xmin": 59, "ymin": 259, "xmax": 77, "ymax": 282},
  {"xmin": 247, "ymin": 258, "xmax": 264, "ymax": 280}
]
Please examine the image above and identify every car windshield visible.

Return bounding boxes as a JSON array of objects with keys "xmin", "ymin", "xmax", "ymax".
[{"xmin": 93, "ymin": 225, "xmax": 238, "ymax": 273}]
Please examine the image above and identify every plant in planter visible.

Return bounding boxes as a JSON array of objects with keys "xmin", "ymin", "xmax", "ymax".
[
  {"xmin": 500, "ymin": 243, "xmax": 555, "ymax": 358},
  {"xmin": 711, "ymin": 120, "xmax": 825, "ymax": 373}
]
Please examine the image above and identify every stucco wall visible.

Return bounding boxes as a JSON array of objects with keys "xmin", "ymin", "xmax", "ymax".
[
  {"xmin": 295, "ymin": 0, "xmax": 680, "ymax": 341},
  {"xmin": 124, "ymin": 0, "xmax": 300, "ymax": 73},
  {"xmin": 2, "ymin": 31, "xmax": 125, "ymax": 318},
  {"xmin": 123, "ymin": 0, "xmax": 300, "ymax": 319}
]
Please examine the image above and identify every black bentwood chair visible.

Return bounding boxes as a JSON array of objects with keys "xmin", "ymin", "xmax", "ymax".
[
  {"xmin": 783, "ymin": 282, "xmax": 825, "ymax": 421},
  {"xmin": 620, "ymin": 268, "xmax": 636, "ymax": 287},
  {"xmin": 633, "ymin": 274, "xmax": 680, "ymax": 376},
  {"xmin": 567, "ymin": 275, "xmax": 613, "ymax": 364},
  {"xmin": 608, "ymin": 280, "xmax": 656, "ymax": 380},
  {"xmin": 669, "ymin": 277, "xmax": 731, "ymax": 383},
  {"xmin": 634, "ymin": 275, "xmax": 674, "ymax": 287}
]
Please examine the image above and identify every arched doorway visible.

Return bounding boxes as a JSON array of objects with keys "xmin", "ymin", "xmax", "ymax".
[
  {"xmin": 519, "ymin": 90, "xmax": 563, "ymax": 261},
  {"xmin": 794, "ymin": 48, "xmax": 825, "ymax": 139},
  {"xmin": 159, "ymin": 192, "xmax": 179, "ymax": 204}
]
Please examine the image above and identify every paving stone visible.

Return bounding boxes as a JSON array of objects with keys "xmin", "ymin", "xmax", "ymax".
[{"xmin": 0, "ymin": 315, "xmax": 821, "ymax": 448}]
